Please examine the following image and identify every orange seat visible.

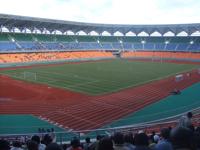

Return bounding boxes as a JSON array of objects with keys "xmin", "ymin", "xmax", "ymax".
[
  {"xmin": 0, "ymin": 51, "xmax": 114, "ymax": 63},
  {"xmin": 122, "ymin": 51, "xmax": 200, "ymax": 60}
]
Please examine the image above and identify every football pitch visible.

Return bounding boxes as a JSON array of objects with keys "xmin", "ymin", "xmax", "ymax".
[{"xmin": 0, "ymin": 59, "xmax": 199, "ymax": 95}]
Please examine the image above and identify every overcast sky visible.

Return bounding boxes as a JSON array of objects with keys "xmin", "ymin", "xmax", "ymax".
[{"xmin": 0, "ymin": 0, "xmax": 200, "ymax": 24}]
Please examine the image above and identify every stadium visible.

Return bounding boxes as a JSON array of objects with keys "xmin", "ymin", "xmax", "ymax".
[{"xmin": 0, "ymin": 6, "xmax": 200, "ymax": 149}]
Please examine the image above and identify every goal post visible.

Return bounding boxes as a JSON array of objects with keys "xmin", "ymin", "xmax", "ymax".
[
  {"xmin": 151, "ymin": 52, "xmax": 163, "ymax": 63},
  {"xmin": 23, "ymin": 72, "xmax": 37, "ymax": 81}
]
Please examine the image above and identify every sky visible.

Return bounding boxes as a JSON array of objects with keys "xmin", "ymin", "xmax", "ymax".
[{"xmin": 0, "ymin": 0, "xmax": 200, "ymax": 24}]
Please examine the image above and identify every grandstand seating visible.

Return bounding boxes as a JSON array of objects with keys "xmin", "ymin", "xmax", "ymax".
[
  {"xmin": 122, "ymin": 51, "xmax": 200, "ymax": 60},
  {"xmin": 166, "ymin": 43, "xmax": 177, "ymax": 51},
  {"xmin": 134, "ymin": 43, "xmax": 143, "ymax": 50},
  {"xmin": 0, "ymin": 51, "xmax": 114, "ymax": 63},
  {"xmin": 0, "ymin": 33, "xmax": 200, "ymax": 52},
  {"xmin": 112, "ymin": 42, "xmax": 122, "ymax": 49},
  {"xmin": 0, "ymin": 32, "xmax": 200, "ymax": 63},
  {"xmin": 122, "ymin": 42, "xmax": 133, "ymax": 49},
  {"xmin": 0, "ymin": 42, "xmax": 17, "ymax": 51},
  {"xmin": 144, "ymin": 43, "xmax": 154, "ymax": 50},
  {"xmin": 101, "ymin": 43, "xmax": 112, "ymax": 49}
]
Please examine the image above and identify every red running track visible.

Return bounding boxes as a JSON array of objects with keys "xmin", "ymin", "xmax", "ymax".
[{"xmin": 0, "ymin": 64, "xmax": 200, "ymax": 131}]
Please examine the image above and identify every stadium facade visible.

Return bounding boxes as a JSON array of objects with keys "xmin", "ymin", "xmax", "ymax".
[{"xmin": 0, "ymin": 14, "xmax": 200, "ymax": 35}]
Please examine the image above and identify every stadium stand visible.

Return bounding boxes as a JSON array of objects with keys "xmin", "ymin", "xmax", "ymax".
[
  {"xmin": 1, "ymin": 33, "xmax": 200, "ymax": 52},
  {"xmin": 1, "ymin": 119, "xmax": 200, "ymax": 149},
  {"xmin": 1, "ymin": 32, "xmax": 200, "ymax": 64},
  {"xmin": 0, "ymin": 51, "xmax": 114, "ymax": 63},
  {"xmin": 122, "ymin": 51, "xmax": 200, "ymax": 60}
]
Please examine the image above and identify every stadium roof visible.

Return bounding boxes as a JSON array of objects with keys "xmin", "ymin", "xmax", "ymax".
[{"xmin": 0, "ymin": 14, "xmax": 200, "ymax": 36}]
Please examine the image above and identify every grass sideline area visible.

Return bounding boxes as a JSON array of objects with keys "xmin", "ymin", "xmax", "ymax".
[{"xmin": 0, "ymin": 59, "xmax": 199, "ymax": 95}]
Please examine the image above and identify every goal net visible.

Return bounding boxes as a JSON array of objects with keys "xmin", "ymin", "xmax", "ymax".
[
  {"xmin": 151, "ymin": 55, "xmax": 163, "ymax": 63},
  {"xmin": 23, "ymin": 72, "xmax": 37, "ymax": 81}
]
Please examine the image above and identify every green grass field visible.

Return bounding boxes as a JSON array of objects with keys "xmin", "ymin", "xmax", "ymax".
[{"xmin": 0, "ymin": 59, "xmax": 199, "ymax": 95}]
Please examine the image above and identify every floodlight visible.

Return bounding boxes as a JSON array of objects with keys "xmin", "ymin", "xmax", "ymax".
[
  {"xmin": 11, "ymin": 38, "xmax": 15, "ymax": 42},
  {"xmin": 141, "ymin": 40, "xmax": 146, "ymax": 44},
  {"xmin": 190, "ymin": 41, "xmax": 194, "ymax": 44},
  {"xmin": 165, "ymin": 41, "xmax": 169, "ymax": 44}
]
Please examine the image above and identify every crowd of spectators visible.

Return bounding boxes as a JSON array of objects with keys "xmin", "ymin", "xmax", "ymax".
[{"xmin": 1, "ymin": 112, "xmax": 200, "ymax": 150}]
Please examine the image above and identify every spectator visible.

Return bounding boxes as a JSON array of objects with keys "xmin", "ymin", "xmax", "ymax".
[
  {"xmin": 179, "ymin": 112, "xmax": 193, "ymax": 128},
  {"xmin": 134, "ymin": 133, "xmax": 151, "ymax": 150},
  {"xmin": 27, "ymin": 140, "xmax": 39, "ymax": 150},
  {"xmin": 98, "ymin": 137, "xmax": 114, "ymax": 150},
  {"xmin": 0, "ymin": 140, "xmax": 10, "ymax": 150},
  {"xmin": 19, "ymin": 136, "xmax": 25, "ymax": 145},
  {"xmin": 170, "ymin": 126, "xmax": 194, "ymax": 150},
  {"xmin": 11, "ymin": 141, "xmax": 23, "ymax": 150},
  {"xmin": 193, "ymin": 131, "xmax": 200, "ymax": 150},
  {"xmin": 155, "ymin": 128, "xmax": 173, "ymax": 150},
  {"xmin": 195, "ymin": 126, "xmax": 200, "ymax": 133},
  {"xmin": 153, "ymin": 135, "xmax": 159, "ymax": 144},
  {"xmin": 149, "ymin": 131, "xmax": 155, "ymax": 142},
  {"xmin": 88, "ymin": 135, "xmax": 103, "ymax": 150},
  {"xmin": 50, "ymin": 128, "xmax": 56, "ymax": 142},
  {"xmin": 149, "ymin": 135, "xmax": 159, "ymax": 149},
  {"xmin": 148, "ymin": 131, "xmax": 155, "ymax": 148},
  {"xmin": 62, "ymin": 144, "xmax": 68, "ymax": 150},
  {"xmin": 31, "ymin": 135, "xmax": 46, "ymax": 150},
  {"xmin": 83, "ymin": 137, "xmax": 91, "ymax": 150},
  {"xmin": 67, "ymin": 138, "xmax": 82, "ymax": 150},
  {"xmin": 45, "ymin": 143, "xmax": 62, "ymax": 150},
  {"xmin": 112, "ymin": 132, "xmax": 127, "ymax": 150},
  {"xmin": 42, "ymin": 134, "xmax": 52, "ymax": 146},
  {"xmin": 123, "ymin": 133, "xmax": 135, "ymax": 150}
]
